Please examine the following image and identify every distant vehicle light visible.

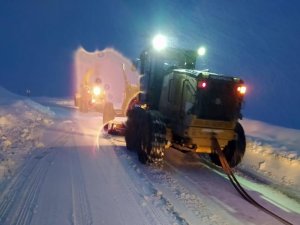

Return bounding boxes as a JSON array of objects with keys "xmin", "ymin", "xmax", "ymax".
[
  {"xmin": 93, "ymin": 86, "xmax": 102, "ymax": 96},
  {"xmin": 237, "ymin": 86, "xmax": 246, "ymax": 95},
  {"xmin": 152, "ymin": 34, "xmax": 167, "ymax": 51},
  {"xmin": 197, "ymin": 47, "xmax": 206, "ymax": 56},
  {"xmin": 198, "ymin": 81, "xmax": 207, "ymax": 89}
]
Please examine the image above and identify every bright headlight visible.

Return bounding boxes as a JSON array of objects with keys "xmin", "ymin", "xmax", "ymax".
[
  {"xmin": 93, "ymin": 86, "xmax": 102, "ymax": 96},
  {"xmin": 152, "ymin": 34, "xmax": 167, "ymax": 51},
  {"xmin": 237, "ymin": 85, "xmax": 247, "ymax": 95},
  {"xmin": 197, "ymin": 47, "xmax": 206, "ymax": 56}
]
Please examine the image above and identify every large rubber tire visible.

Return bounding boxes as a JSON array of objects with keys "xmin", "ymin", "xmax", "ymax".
[
  {"xmin": 138, "ymin": 111, "xmax": 166, "ymax": 164},
  {"xmin": 78, "ymin": 94, "xmax": 89, "ymax": 113},
  {"xmin": 125, "ymin": 108, "xmax": 166, "ymax": 164},
  {"xmin": 125, "ymin": 107, "xmax": 146, "ymax": 152},
  {"xmin": 74, "ymin": 95, "xmax": 79, "ymax": 107},
  {"xmin": 102, "ymin": 102, "xmax": 115, "ymax": 125},
  {"xmin": 138, "ymin": 113, "xmax": 152, "ymax": 164},
  {"xmin": 79, "ymin": 100, "xmax": 88, "ymax": 112},
  {"xmin": 210, "ymin": 122, "xmax": 246, "ymax": 168}
]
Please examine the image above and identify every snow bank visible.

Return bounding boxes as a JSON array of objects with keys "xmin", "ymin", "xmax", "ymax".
[
  {"xmin": 0, "ymin": 87, "xmax": 54, "ymax": 180},
  {"xmin": 31, "ymin": 97, "xmax": 74, "ymax": 108},
  {"xmin": 242, "ymin": 119, "xmax": 300, "ymax": 156},
  {"xmin": 0, "ymin": 86, "xmax": 20, "ymax": 104},
  {"xmin": 240, "ymin": 119, "xmax": 300, "ymax": 198}
]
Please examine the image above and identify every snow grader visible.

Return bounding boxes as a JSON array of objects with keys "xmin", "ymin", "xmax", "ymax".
[
  {"xmin": 106, "ymin": 35, "xmax": 247, "ymax": 168},
  {"xmin": 103, "ymin": 38, "xmax": 293, "ymax": 224},
  {"xmin": 74, "ymin": 68, "xmax": 107, "ymax": 112}
]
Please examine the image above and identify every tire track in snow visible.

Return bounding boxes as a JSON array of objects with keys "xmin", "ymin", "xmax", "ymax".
[
  {"xmin": 106, "ymin": 136, "xmax": 189, "ymax": 225},
  {"xmin": 146, "ymin": 162, "xmax": 230, "ymax": 225},
  {"xmin": 127, "ymin": 161, "xmax": 189, "ymax": 225},
  {"xmin": 0, "ymin": 134, "xmax": 67, "ymax": 225},
  {"xmin": 13, "ymin": 151, "xmax": 55, "ymax": 225},
  {"xmin": 141, "ymin": 149, "xmax": 295, "ymax": 225},
  {"xmin": 69, "ymin": 140, "xmax": 93, "ymax": 225},
  {"xmin": 109, "ymin": 136, "xmax": 230, "ymax": 225}
]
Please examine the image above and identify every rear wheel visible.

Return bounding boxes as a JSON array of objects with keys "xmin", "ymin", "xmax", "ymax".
[
  {"xmin": 125, "ymin": 107, "xmax": 146, "ymax": 152},
  {"xmin": 125, "ymin": 109, "xmax": 166, "ymax": 164},
  {"xmin": 138, "ymin": 111, "xmax": 166, "ymax": 164},
  {"xmin": 102, "ymin": 101, "xmax": 115, "ymax": 125},
  {"xmin": 74, "ymin": 95, "xmax": 79, "ymax": 107},
  {"xmin": 210, "ymin": 122, "xmax": 246, "ymax": 168},
  {"xmin": 138, "ymin": 113, "xmax": 151, "ymax": 163}
]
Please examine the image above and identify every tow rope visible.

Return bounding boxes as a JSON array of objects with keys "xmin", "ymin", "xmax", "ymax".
[{"xmin": 211, "ymin": 136, "xmax": 292, "ymax": 225}]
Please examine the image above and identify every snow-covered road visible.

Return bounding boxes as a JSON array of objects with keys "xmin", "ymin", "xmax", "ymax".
[
  {"xmin": 0, "ymin": 98, "xmax": 187, "ymax": 225},
  {"xmin": 111, "ymin": 137, "xmax": 300, "ymax": 225},
  {"xmin": 0, "ymin": 93, "xmax": 299, "ymax": 225}
]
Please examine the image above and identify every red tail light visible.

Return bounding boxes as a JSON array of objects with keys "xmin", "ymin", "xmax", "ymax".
[
  {"xmin": 237, "ymin": 85, "xmax": 247, "ymax": 95},
  {"xmin": 198, "ymin": 81, "xmax": 207, "ymax": 89}
]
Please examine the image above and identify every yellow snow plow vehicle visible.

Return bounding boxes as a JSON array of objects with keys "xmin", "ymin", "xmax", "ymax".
[
  {"xmin": 110, "ymin": 35, "xmax": 247, "ymax": 168},
  {"xmin": 74, "ymin": 69, "xmax": 106, "ymax": 112}
]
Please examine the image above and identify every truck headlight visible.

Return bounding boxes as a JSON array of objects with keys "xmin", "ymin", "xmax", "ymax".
[
  {"xmin": 197, "ymin": 47, "xmax": 206, "ymax": 56},
  {"xmin": 237, "ymin": 85, "xmax": 247, "ymax": 95},
  {"xmin": 152, "ymin": 34, "xmax": 167, "ymax": 51},
  {"xmin": 93, "ymin": 86, "xmax": 102, "ymax": 96}
]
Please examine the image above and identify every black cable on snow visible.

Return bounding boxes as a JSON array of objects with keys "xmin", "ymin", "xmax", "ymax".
[{"xmin": 211, "ymin": 136, "xmax": 292, "ymax": 225}]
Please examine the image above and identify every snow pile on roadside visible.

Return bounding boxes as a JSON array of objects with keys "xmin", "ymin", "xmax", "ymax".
[
  {"xmin": 242, "ymin": 119, "xmax": 300, "ymax": 158},
  {"xmin": 0, "ymin": 86, "xmax": 20, "ymax": 104},
  {"xmin": 240, "ymin": 119, "xmax": 300, "ymax": 197},
  {"xmin": 0, "ymin": 87, "xmax": 54, "ymax": 179},
  {"xmin": 31, "ymin": 97, "xmax": 74, "ymax": 108}
]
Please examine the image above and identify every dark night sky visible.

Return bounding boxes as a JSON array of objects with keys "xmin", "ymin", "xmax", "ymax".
[{"xmin": 1, "ymin": 0, "xmax": 300, "ymax": 129}]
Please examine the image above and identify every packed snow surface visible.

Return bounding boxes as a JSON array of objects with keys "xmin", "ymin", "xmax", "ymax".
[
  {"xmin": 0, "ymin": 87, "xmax": 54, "ymax": 179},
  {"xmin": 0, "ymin": 86, "xmax": 299, "ymax": 225},
  {"xmin": 240, "ymin": 119, "xmax": 300, "ymax": 198}
]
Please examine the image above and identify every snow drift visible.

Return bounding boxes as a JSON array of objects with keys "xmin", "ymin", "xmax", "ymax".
[
  {"xmin": 240, "ymin": 119, "xmax": 300, "ymax": 198},
  {"xmin": 0, "ymin": 87, "xmax": 54, "ymax": 179}
]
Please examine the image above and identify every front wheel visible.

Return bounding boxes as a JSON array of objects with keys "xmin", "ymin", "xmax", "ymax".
[
  {"xmin": 138, "ymin": 111, "xmax": 166, "ymax": 164},
  {"xmin": 125, "ymin": 107, "xmax": 146, "ymax": 152},
  {"xmin": 102, "ymin": 102, "xmax": 115, "ymax": 125},
  {"xmin": 74, "ymin": 95, "xmax": 79, "ymax": 107},
  {"xmin": 210, "ymin": 122, "xmax": 246, "ymax": 168}
]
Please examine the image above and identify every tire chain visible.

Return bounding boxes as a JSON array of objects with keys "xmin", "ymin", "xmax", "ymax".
[{"xmin": 148, "ymin": 112, "xmax": 166, "ymax": 163}]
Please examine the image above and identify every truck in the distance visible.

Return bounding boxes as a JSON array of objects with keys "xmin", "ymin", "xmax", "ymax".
[
  {"xmin": 74, "ymin": 68, "xmax": 106, "ymax": 112},
  {"xmin": 73, "ymin": 48, "xmax": 140, "ymax": 114}
]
